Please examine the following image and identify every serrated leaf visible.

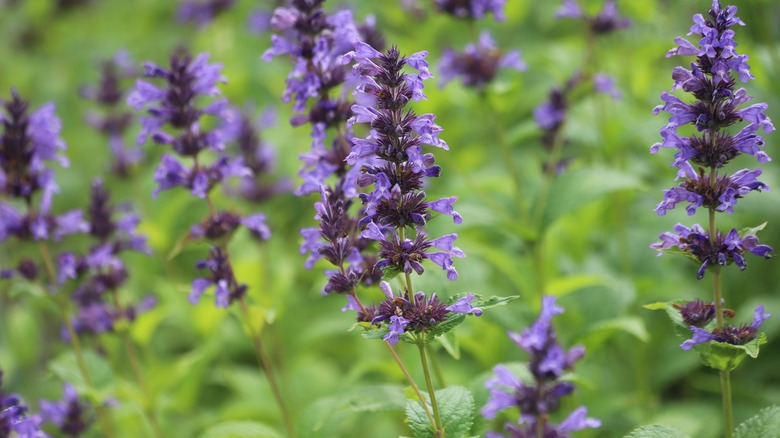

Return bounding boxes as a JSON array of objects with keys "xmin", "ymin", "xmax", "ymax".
[
  {"xmin": 644, "ymin": 301, "xmax": 686, "ymax": 328},
  {"xmin": 427, "ymin": 313, "xmax": 466, "ymax": 341},
  {"xmin": 735, "ymin": 405, "xmax": 780, "ymax": 438},
  {"xmin": 694, "ymin": 332, "xmax": 767, "ymax": 371},
  {"xmin": 623, "ymin": 424, "xmax": 691, "ymax": 438},
  {"xmin": 406, "ymin": 386, "xmax": 475, "ymax": 438},
  {"xmin": 469, "ymin": 295, "xmax": 520, "ymax": 310},
  {"xmin": 199, "ymin": 421, "xmax": 283, "ymax": 438},
  {"xmin": 540, "ymin": 166, "xmax": 642, "ymax": 232}
]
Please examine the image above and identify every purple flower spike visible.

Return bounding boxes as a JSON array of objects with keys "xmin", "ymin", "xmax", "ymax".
[
  {"xmin": 438, "ymin": 31, "xmax": 525, "ymax": 89},
  {"xmin": 483, "ymin": 296, "xmax": 597, "ymax": 436},
  {"xmin": 681, "ymin": 304, "xmax": 770, "ymax": 350},
  {"xmin": 40, "ymin": 383, "xmax": 91, "ymax": 436},
  {"xmin": 434, "ymin": 0, "xmax": 506, "ymax": 21}
]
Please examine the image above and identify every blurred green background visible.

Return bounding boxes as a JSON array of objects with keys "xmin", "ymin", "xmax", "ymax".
[{"xmin": 1, "ymin": 0, "xmax": 780, "ymax": 437}]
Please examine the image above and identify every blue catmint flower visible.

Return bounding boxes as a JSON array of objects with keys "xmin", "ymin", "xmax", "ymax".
[
  {"xmin": 482, "ymin": 296, "xmax": 598, "ymax": 437},
  {"xmin": 438, "ymin": 31, "xmax": 525, "ymax": 89},
  {"xmin": 681, "ymin": 304, "xmax": 770, "ymax": 350},
  {"xmin": 674, "ymin": 299, "xmax": 735, "ymax": 327},
  {"xmin": 82, "ymin": 52, "xmax": 141, "ymax": 177},
  {"xmin": 1, "ymin": 370, "xmax": 49, "ymax": 438},
  {"xmin": 556, "ymin": 0, "xmax": 630, "ymax": 34},
  {"xmin": 39, "ymin": 384, "xmax": 91, "ymax": 436},
  {"xmin": 434, "ymin": 0, "xmax": 506, "ymax": 21},
  {"xmin": 652, "ymin": 224, "xmax": 773, "ymax": 279},
  {"xmin": 189, "ymin": 246, "xmax": 247, "ymax": 308},
  {"xmin": 371, "ymin": 281, "xmax": 481, "ymax": 345},
  {"xmin": 177, "ymin": 0, "xmax": 235, "ymax": 27}
]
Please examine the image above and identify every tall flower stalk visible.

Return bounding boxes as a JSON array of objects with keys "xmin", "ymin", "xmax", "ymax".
[
  {"xmin": 650, "ymin": 2, "xmax": 774, "ymax": 436},
  {"xmin": 128, "ymin": 51, "xmax": 291, "ymax": 437},
  {"xmin": 0, "ymin": 91, "xmax": 115, "ymax": 438}
]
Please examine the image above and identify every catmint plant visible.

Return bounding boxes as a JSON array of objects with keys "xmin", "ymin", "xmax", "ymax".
[
  {"xmin": 649, "ymin": 2, "xmax": 774, "ymax": 436},
  {"xmin": 81, "ymin": 52, "xmax": 141, "ymax": 178},
  {"xmin": 177, "ymin": 0, "xmax": 235, "ymax": 27},
  {"xmin": 0, "ymin": 370, "xmax": 48, "ymax": 438},
  {"xmin": 127, "ymin": 50, "xmax": 291, "ymax": 436},
  {"xmin": 0, "ymin": 91, "xmax": 116, "ymax": 437},
  {"xmin": 482, "ymin": 296, "xmax": 600, "ymax": 438},
  {"xmin": 437, "ymin": 30, "xmax": 525, "ymax": 90},
  {"xmin": 434, "ymin": 0, "xmax": 506, "ymax": 21}
]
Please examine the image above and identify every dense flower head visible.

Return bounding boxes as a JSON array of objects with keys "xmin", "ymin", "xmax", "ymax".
[
  {"xmin": 0, "ymin": 370, "xmax": 48, "ymax": 438},
  {"xmin": 82, "ymin": 52, "xmax": 141, "ymax": 177},
  {"xmin": 556, "ymin": 0, "xmax": 630, "ymax": 34},
  {"xmin": 652, "ymin": 0, "xmax": 774, "ymax": 169},
  {"xmin": 681, "ymin": 304, "xmax": 770, "ymax": 350},
  {"xmin": 674, "ymin": 299, "xmax": 734, "ymax": 327},
  {"xmin": 370, "ymin": 281, "xmax": 481, "ymax": 344},
  {"xmin": 651, "ymin": 223, "xmax": 773, "ymax": 279},
  {"xmin": 128, "ymin": 51, "xmax": 228, "ymax": 154},
  {"xmin": 177, "ymin": 0, "xmax": 235, "ymax": 27},
  {"xmin": 39, "ymin": 384, "xmax": 91, "ymax": 436},
  {"xmin": 189, "ymin": 246, "xmax": 247, "ymax": 308},
  {"xmin": 655, "ymin": 163, "xmax": 768, "ymax": 216},
  {"xmin": 434, "ymin": 0, "xmax": 506, "ymax": 21},
  {"xmin": 438, "ymin": 31, "xmax": 525, "ymax": 89},
  {"xmin": 482, "ymin": 296, "xmax": 598, "ymax": 436}
]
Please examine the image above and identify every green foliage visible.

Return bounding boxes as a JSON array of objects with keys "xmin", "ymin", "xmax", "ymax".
[
  {"xmin": 624, "ymin": 425, "xmax": 691, "ymax": 438},
  {"xmin": 199, "ymin": 421, "xmax": 284, "ymax": 438},
  {"xmin": 406, "ymin": 386, "xmax": 475, "ymax": 438},
  {"xmin": 735, "ymin": 405, "xmax": 780, "ymax": 438}
]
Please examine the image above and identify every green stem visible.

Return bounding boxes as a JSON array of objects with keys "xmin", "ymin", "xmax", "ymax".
[
  {"xmin": 383, "ymin": 342, "xmax": 436, "ymax": 427},
  {"xmin": 417, "ymin": 339, "xmax": 443, "ymax": 437},
  {"xmin": 721, "ymin": 370, "xmax": 734, "ymax": 437},
  {"xmin": 238, "ymin": 297, "xmax": 295, "ymax": 438},
  {"xmin": 38, "ymin": 242, "xmax": 116, "ymax": 438},
  {"xmin": 109, "ymin": 288, "xmax": 164, "ymax": 438},
  {"xmin": 427, "ymin": 345, "xmax": 446, "ymax": 388}
]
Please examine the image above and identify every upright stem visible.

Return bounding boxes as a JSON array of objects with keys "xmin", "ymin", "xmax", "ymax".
[
  {"xmin": 238, "ymin": 296, "xmax": 295, "ymax": 438},
  {"xmin": 109, "ymin": 288, "xmax": 164, "ymax": 438},
  {"xmin": 708, "ymin": 166, "xmax": 732, "ymax": 437},
  {"xmin": 37, "ymin": 242, "xmax": 116, "ymax": 438},
  {"xmin": 417, "ymin": 339, "xmax": 443, "ymax": 437},
  {"xmin": 383, "ymin": 342, "xmax": 436, "ymax": 427}
]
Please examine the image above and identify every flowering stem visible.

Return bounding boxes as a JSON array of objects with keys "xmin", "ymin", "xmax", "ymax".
[
  {"xmin": 237, "ymin": 296, "xmax": 295, "ymax": 438},
  {"xmin": 721, "ymin": 370, "xmax": 734, "ymax": 437},
  {"xmin": 383, "ymin": 341, "xmax": 436, "ymax": 427},
  {"xmin": 37, "ymin": 242, "xmax": 116, "ymax": 438},
  {"xmin": 417, "ymin": 338, "xmax": 443, "ymax": 437},
  {"xmin": 108, "ymin": 288, "xmax": 164, "ymax": 438}
]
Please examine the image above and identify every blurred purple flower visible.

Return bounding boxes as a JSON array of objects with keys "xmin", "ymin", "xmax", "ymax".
[{"xmin": 438, "ymin": 31, "xmax": 525, "ymax": 89}]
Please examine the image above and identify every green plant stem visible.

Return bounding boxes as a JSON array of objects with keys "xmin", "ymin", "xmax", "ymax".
[
  {"xmin": 427, "ymin": 345, "xmax": 446, "ymax": 388},
  {"xmin": 708, "ymin": 166, "xmax": 732, "ymax": 437},
  {"xmin": 382, "ymin": 341, "xmax": 437, "ymax": 427},
  {"xmin": 530, "ymin": 240, "xmax": 546, "ymax": 296},
  {"xmin": 238, "ymin": 296, "xmax": 295, "ymax": 438},
  {"xmin": 109, "ymin": 288, "xmax": 164, "ymax": 438},
  {"xmin": 37, "ymin": 242, "xmax": 116, "ymax": 438},
  {"xmin": 417, "ymin": 339, "xmax": 443, "ymax": 437}
]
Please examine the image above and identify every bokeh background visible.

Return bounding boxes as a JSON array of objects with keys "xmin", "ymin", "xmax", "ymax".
[{"xmin": 1, "ymin": 0, "xmax": 780, "ymax": 437}]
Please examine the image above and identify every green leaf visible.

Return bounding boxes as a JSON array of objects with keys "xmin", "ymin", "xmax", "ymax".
[
  {"xmin": 427, "ymin": 313, "xmax": 466, "ymax": 341},
  {"xmin": 540, "ymin": 166, "xmax": 642, "ymax": 232},
  {"xmin": 585, "ymin": 316, "xmax": 650, "ymax": 343},
  {"xmin": 406, "ymin": 386, "xmax": 475, "ymax": 438},
  {"xmin": 739, "ymin": 222, "xmax": 768, "ymax": 237},
  {"xmin": 695, "ymin": 332, "xmax": 767, "ymax": 371},
  {"xmin": 735, "ymin": 405, "xmax": 780, "ymax": 438},
  {"xmin": 199, "ymin": 421, "xmax": 283, "ymax": 438},
  {"xmin": 48, "ymin": 350, "xmax": 114, "ymax": 403},
  {"xmin": 437, "ymin": 331, "xmax": 461, "ymax": 360},
  {"xmin": 468, "ymin": 295, "xmax": 520, "ymax": 310},
  {"xmin": 624, "ymin": 424, "xmax": 691, "ymax": 438}
]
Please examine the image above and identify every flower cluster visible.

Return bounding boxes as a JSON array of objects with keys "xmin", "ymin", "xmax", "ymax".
[
  {"xmin": 343, "ymin": 43, "xmax": 465, "ymax": 279},
  {"xmin": 371, "ymin": 281, "xmax": 481, "ymax": 344},
  {"xmin": 434, "ymin": 0, "xmax": 506, "ymax": 21},
  {"xmin": 177, "ymin": 0, "xmax": 235, "ymax": 27},
  {"xmin": 681, "ymin": 304, "xmax": 770, "ymax": 350},
  {"xmin": 263, "ymin": 1, "xmax": 381, "ymax": 197},
  {"xmin": 482, "ymin": 296, "xmax": 600, "ymax": 437},
  {"xmin": 82, "ymin": 52, "xmax": 141, "ymax": 177},
  {"xmin": 0, "ymin": 370, "xmax": 47, "ymax": 437},
  {"xmin": 0, "ymin": 91, "xmax": 88, "ymax": 280},
  {"xmin": 438, "ymin": 31, "xmax": 525, "ymax": 89},
  {"xmin": 39, "ymin": 384, "xmax": 91, "ymax": 436},
  {"xmin": 556, "ymin": 0, "xmax": 630, "ymax": 34},
  {"xmin": 651, "ymin": 1, "xmax": 774, "ymax": 276},
  {"xmin": 129, "ymin": 51, "xmax": 272, "ymax": 309},
  {"xmin": 57, "ymin": 179, "xmax": 155, "ymax": 338}
]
